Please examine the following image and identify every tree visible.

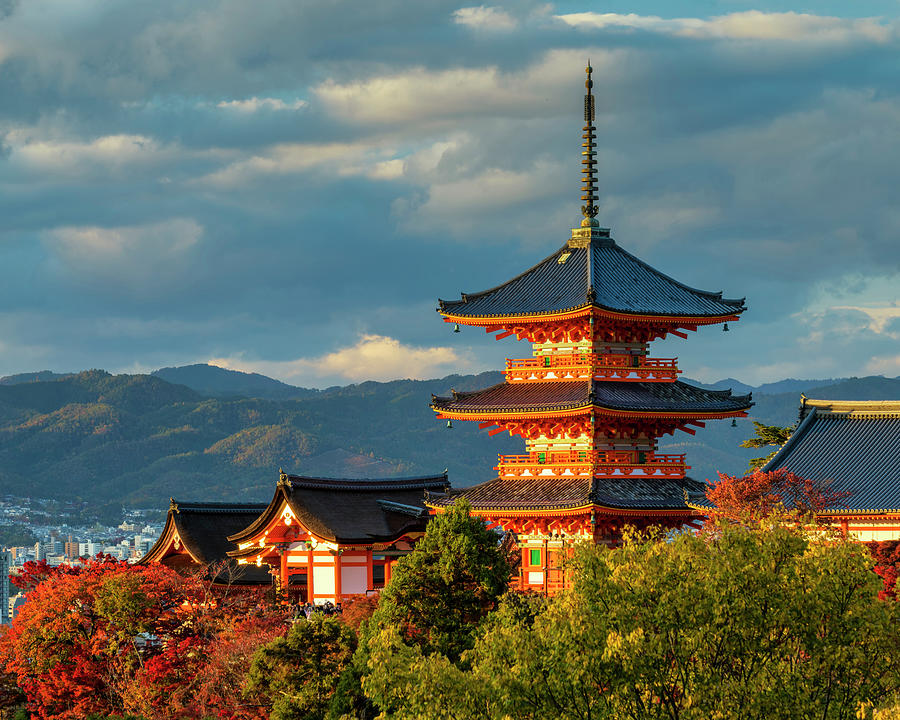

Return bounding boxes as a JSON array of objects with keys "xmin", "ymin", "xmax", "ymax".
[
  {"xmin": 705, "ymin": 468, "xmax": 850, "ymax": 521},
  {"xmin": 1, "ymin": 559, "xmax": 202, "ymax": 719},
  {"xmin": 245, "ymin": 615, "xmax": 356, "ymax": 720},
  {"xmin": 366, "ymin": 498, "xmax": 511, "ymax": 663},
  {"xmin": 867, "ymin": 540, "xmax": 900, "ymax": 601},
  {"xmin": 365, "ymin": 520, "xmax": 900, "ymax": 720},
  {"xmin": 740, "ymin": 421, "xmax": 793, "ymax": 470},
  {"xmin": 1, "ymin": 557, "xmax": 288, "ymax": 720}
]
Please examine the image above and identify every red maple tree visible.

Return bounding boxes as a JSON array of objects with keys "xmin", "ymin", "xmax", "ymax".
[
  {"xmin": 705, "ymin": 468, "xmax": 850, "ymax": 521},
  {"xmin": 1, "ymin": 557, "xmax": 289, "ymax": 720}
]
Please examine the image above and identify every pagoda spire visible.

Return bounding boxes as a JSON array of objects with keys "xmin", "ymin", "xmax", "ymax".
[{"xmin": 581, "ymin": 62, "xmax": 599, "ymax": 222}]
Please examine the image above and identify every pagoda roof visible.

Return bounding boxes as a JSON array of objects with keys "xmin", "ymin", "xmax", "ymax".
[
  {"xmin": 140, "ymin": 501, "xmax": 272, "ymax": 584},
  {"xmin": 430, "ymin": 474, "xmax": 705, "ymax": 513},
  {"xmin": 432, "ymin": 380, "xmax": 752, "ymax": 416},
  {"xmin": 760, "ymin": 399, "xmax": 900, "ymax": 514},
  {"xmin": 438, "ymin": 237, "xmax": 745, "ymax": 321},
  {"xmin": 229, "ymin": 473, "xmax": 450, "ymax": 546}
]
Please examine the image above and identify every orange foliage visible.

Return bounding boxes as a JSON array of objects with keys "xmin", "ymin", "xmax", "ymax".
[{"xmin": 705, "ymin": 469, "xmax": 850, "ymax": 521}]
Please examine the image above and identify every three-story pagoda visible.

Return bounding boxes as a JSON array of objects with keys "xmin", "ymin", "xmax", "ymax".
[{"xmin": 428, "ymin": 65, "xmax": 753, "ymax": 593}]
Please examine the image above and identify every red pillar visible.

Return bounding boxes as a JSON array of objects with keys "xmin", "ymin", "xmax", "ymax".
[
  {"xmin": 307, "ymin": 547, "xmax": 315, "ymax": 603},
  {"xmin": 279, "ymin": 549, "xmax": 288, "ymax": 596},
  {"xmin": 366, "ymin": 549, "xmax": 374, "ymax": 592},
  {"xmin": 335, "ymin": 551, "xmax": 343, "ymax": 601},
  {"xmin": 384, "ymin": 559, "xmax": 392, "ymax": 586}
]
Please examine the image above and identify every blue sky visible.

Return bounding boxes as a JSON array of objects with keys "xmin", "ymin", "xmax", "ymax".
[{"xmin": 0, "ymin": 0, "xmax": 898, "ymax": 387}]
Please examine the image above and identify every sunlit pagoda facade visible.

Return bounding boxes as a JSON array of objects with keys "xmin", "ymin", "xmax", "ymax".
[{"xmin": 429, "ymin": 66, "xmax": 753, "ymax": 593}]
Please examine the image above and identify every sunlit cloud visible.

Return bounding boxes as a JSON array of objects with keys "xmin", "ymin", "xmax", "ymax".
[
  {"xmin": 216, "ymin": 97, "xmax": 307, "ymax": 112},
  {"xmin": 453, "ymin": 6, "xmax": 517, "ymax": 32},
  {"xmin": 210, "ymin": 334, "xmax": 477, "ymax": 386}
]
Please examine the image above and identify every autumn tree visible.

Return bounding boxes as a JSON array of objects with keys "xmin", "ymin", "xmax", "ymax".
[
  {"xmin": 365, "ymin": 520, "xmax": 900, "ymax": 719},
  {"xmin": 740, "ymin": 421, "xmax": 793, "ymax": 470},
  {"xmin": 705, "ymin": 468, "xmax": 850, "ymax": 521}
]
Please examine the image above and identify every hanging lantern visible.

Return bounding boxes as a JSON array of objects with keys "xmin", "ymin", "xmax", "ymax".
[
  {"xmin": 453, "ymin": 324, "xmax": 461, "ymax": 333},
  {"xmin": 731, "ymin": 418, "xmax": 737, "ymax": 428},
  {"xmin": 723, "ymin": 323, "xmax": 730, "ymax": 332},
  {"xmin": 446, "ymin": 420, "xmax": 453, "ymax": 429}
]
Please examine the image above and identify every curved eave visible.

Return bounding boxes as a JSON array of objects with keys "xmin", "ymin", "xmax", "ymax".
[
  {"xmin": 440, "ymin": 306, "xmax": 743, "ymax": 328},
  {"xmin": 427, "ymin": 501, "xmax": 697, "ymax": 517},
  {"xmin": 227, "ymin": 487, "xmax": 289, "ymax": 544},
  {"xmin": 432, "ymin": 405, "xmax": 751, "ymax": 421},
  {"xmin": 139, "ymin": 515, "xmax": 202, "ymax": 565}
]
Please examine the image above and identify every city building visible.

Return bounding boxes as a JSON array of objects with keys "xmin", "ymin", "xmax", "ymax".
[
  {"xmin": 428, "ymin": 65, "xmax": 751, "ymax": 593},
  {"xmin": 0, "ymin": 551, "xmax": 10, "ymax": 624}
]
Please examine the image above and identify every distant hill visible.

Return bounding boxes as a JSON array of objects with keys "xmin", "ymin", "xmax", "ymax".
[
  {"xmin": 0, "ymin": 370, "xmax": 75, "ymax": 386},
  {"xmin": 682, "ymin": 377, "xmax": 845, "ymax": 395},
  {"xmin": 152, "ymin": 364, "xmax": 319, "ymax": 400},
  {"xmin": 0, "ymin": 367, "xmax": 895, "ymax": 514}
]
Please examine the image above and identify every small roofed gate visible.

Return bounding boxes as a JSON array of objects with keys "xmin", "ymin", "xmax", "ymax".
[{"xmin": 427, "ymin": 65, "xmax": 750, "ymax": 594}]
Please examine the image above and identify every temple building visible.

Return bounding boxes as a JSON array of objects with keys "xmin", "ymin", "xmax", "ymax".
[
  {"xmin": 428, "ymin": 65, "xmax": 752, "ymax": 593},
  {"xmin": 761, "ymin": 398, "xmax": 900, "ymax": 541},
  {"xmin": 140, "ymin": 500, "xmax": 273, "ymax": 585},
  {"xmin": 226, "ymin": 471, "xmax": 449, "ymax": 603}
]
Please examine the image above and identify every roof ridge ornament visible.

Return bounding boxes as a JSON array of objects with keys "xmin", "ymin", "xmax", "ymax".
[{"xmin": 570, "ymin": 62, "xmax": 611, "ymax": 249}]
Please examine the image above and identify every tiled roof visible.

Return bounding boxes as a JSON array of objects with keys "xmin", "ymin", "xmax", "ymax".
[
  {"xmin": 432, "ymin": 380, "xmax": 752, "ymax": 415},
  {"xmin": 438, "ymin": 239, "xmax": 745, "ymax": 320},
  {"xmin": 431, "ymin": 474, "xmax": 705, "ymax": 512},
  {"xmin": 763, "ymin": 400, "xmax": 900, "ymax": 513},
  {"xmin": 232, "ymin": 473, "xmax": 450, "ymax": 545},
  {"xmin": 143, "ymin": 501, "xmax": 273, "ymax": 584}
]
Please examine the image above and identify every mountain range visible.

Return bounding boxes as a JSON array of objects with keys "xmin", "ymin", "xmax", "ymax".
[{"xmin": 1, "ymin": 364, "xmax": 897, "ymax": 514}]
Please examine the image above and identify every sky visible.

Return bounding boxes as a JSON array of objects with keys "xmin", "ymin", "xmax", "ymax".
[{"xmin": 0, "ymin": 0, "xmax": 898, "ymax": 388}]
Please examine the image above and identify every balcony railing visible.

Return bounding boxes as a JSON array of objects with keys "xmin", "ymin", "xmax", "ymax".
[
  {"xmin": 505, "ymin": 354, "xmax": 679, "ymax": 382},
  {"xmin": 495, "ymin": 450, "xmax": 688, "ymax": 479}
]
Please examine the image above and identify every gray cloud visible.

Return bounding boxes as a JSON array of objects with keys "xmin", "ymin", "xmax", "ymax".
[{"xmin": 0, "ymin": 2, "xmax": 898, "ymax": 385}]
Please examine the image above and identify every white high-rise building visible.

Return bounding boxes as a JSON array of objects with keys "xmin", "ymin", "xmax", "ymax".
[{"xmin": 0, "ymin": 551, "xmax": 11, "ymax": 624}]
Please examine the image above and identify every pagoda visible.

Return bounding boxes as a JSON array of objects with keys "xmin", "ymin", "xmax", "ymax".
[{"xmin": 428, "ymin": 65, "xmax": 753, "ymax": 593}]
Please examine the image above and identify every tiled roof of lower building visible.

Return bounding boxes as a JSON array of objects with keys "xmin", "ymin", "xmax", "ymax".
[
  {"xmin": 432, "ymin": 380, "xmax": 752, "ymax": 415},
  {"xmin": 763, "ymin": 399, "xmax": 900, "ymax": 513},
  {"xmin": 230, "ymin": 473, "xmax": 451, "ymax": 545},
  {"xmin": 143, "ymin": 501, "xmax": 273, "ymax": 584}
]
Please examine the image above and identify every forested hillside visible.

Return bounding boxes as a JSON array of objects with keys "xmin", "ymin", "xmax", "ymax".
[{"xmin": 0, "ymin": 367, "xmax": 897, "ymax": 510}]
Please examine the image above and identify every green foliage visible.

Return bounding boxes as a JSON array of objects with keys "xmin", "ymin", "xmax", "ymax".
[
  {"xmin": 365, "ymin": 521, "xmax": 900, "ymax": 720},
  {"xmin": 245, "ymin": 616, "xmax": 356, "ymax": 720},
  {"xmin": 367, "ymin": 498, "xmax": 511, "ymax": 664},
  {"xmin": 740, "ymin": 420, "xmax": 793, "ymax": 470}
]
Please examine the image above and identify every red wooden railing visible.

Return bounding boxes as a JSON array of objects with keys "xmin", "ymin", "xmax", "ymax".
[
  {"xmin": 505, "ymin": 353, "xmax": 679, "ymax": 382},
  {"xmin": 495, "ymin": 450, "xmax": 688, "ymax": 478}
]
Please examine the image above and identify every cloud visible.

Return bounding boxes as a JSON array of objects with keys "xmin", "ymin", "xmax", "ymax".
[
  {"xmin": 556, "ymin": 11, "xmax": 894, "ymax": 44},
  {"xmin": 44, "ymin": 219, "xmax": 203, "ymax": 291},
  {"xmin": 452, "ymin": 6, "xmax": 517, "ymax": 32},
  {"xmin": 216, "ymin": 97, "xmax": 307, "ymax": 112},
  {"xmin": 210, "ymin": 334, "xmax": 475, "ymax": 386}
]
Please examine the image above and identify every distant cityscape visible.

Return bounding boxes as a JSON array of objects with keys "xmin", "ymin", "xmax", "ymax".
[{"xmin": 0, "ymin": 495, "xmax": 163, "ymax": 624}]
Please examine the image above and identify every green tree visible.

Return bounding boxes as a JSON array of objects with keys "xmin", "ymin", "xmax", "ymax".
[
  {"xmin": 366, "ymin": 498, "xmax": 511, "ymax": 663},
  {"xmin": 366, "ymin": 520, "xmax": 900, "ymax": 720},
  {"xmin": 740, "ymin": 421, "xmax": 793, "ymax": 470},
  {"xmin": 245, "ymin": 615, "xmax": 356, "ymax": 720}
]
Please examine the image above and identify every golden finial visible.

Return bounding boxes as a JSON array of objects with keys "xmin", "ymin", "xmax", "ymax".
[{"xmin": 581, "ymin": 62, "xmax": 599, "ymax": 224}]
